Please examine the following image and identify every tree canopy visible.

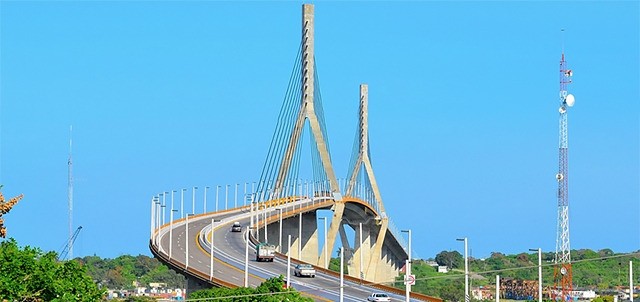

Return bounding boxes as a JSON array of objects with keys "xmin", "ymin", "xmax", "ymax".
[
  {"xmin": 435, "ymin": 250, "xmax": 463, "ymax": 269},
  {"xmin": 190, "ymin": 275, "xmax": 313, "ymax": 301},
  {"xmin": 0, "ymin": 238, "xmax": 105, "ymax": 301}
]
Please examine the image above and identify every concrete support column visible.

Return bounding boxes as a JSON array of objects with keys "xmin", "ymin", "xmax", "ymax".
[
  {"xmin": 299, "ymin": 211, "xmax": 319, "ymax": 263},
  {"xmin": 350, "ymin": 222, "xmax": 372, "ymax": 279},
  {"xmin": 281, "ymin": 211, "xmax": 318, "ymax": 262}
]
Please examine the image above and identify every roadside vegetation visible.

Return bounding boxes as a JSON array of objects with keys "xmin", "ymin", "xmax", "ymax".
[
  {"xmin": 396, "ymin": 249, "xmax": 640, "ymax": 301},
  {"xmin": 189, "ymin": 275, "xmax": 313, "ymax": 301}
]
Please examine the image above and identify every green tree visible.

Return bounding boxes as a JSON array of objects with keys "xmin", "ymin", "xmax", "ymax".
[
  {"xmin": 435, "ymin": 250, "xmax": 463, "ymax": 269},
  {"xmin": 190, "ymin": 275, "xmax": 312, "ymax": 301},
  {"xmin": 0, "ymin": 238, "xmax": 105, "ymax": 301},
  {"xmin": 328, "ymin": 256, "xmax": 349, "ymax": 273}
]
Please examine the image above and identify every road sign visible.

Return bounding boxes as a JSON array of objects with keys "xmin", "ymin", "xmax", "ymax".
[{"xmin": 404, "ymin": 274, "xmax": 416, "ymax": 285}]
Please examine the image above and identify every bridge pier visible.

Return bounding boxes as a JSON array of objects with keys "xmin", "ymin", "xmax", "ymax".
[
  {"xmin": 350, "ymin": 222, "xmax": 372, "ymax": 279},
  {"xmin": 277, "ymin": 212, "xmax": 319, "ymax": 263}
]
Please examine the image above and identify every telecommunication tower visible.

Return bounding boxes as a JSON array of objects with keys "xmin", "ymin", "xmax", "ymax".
[{"xmin": 553, "ymin": 48, "xmax": 575, "ymax": 300}]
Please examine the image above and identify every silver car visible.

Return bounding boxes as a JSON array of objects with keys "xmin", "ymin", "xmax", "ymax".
[{"xmin": 367, "ymin": 293, "xmax": 391, "ymax": 302}]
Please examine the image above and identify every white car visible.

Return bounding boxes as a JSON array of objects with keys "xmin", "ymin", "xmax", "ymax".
[
  {"xmin": 367, "ymin": 293, "xmax": 391, "ymax": 302},
  {"xmin": 293, "ymin": 264, "xmax": 316, "ymax": 278},
  {"xmin": 230, "ymin": 221, "xmax": 242, "ymax": 232}
]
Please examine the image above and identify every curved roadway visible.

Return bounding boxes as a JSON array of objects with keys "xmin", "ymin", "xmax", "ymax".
[{"xmin": 155, "ymin": 199, "xmax": 430, "ymax": 302}]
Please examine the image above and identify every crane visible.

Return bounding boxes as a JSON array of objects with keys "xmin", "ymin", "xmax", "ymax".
[{"xmin": 58, "ymin": 226, "xmax": 82, "ymax": 261}]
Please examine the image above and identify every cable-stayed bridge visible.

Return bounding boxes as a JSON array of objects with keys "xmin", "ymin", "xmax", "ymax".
[{"xmin": 149, "ymin": 4, "xmax": 436, "ymax": 301}]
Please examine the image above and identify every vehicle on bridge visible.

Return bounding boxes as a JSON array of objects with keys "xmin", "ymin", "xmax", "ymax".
[
  {"xmin": 231, "ymin": 221, "xmax": 242, "ymax": 232},
  {"xmin": 255, "ymin": 243, "xmax": 276, "ymax": 262},
  {"xmin": 293, "ymin": 264, "xmax": 316, "ymax": 278},
  {"xmin": 367, "ymin": 293, "xmax": 391, "ymax": 302}
]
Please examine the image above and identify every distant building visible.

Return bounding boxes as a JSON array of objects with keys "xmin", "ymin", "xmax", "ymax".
[
  {"xmin": 437, "ymin": 266, "xmax": 449, "ymax": 273},
  {"xmin": 473, "ymin": 287, "xmax": 494, "ymax": 300}
]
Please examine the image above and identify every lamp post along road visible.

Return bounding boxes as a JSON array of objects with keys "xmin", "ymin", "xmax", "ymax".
[
  {"xmin": 216, "ymin": 185, "xmax": 220, "ymax": 212},
  {"xmin": 244, "ymin": 227, "xmax": 252, "ymax": 287},
  {"xmin": 185, "ymin": 214, "xmax": 194, "ymax": 270},
  {"xmin": 402, "ymin": 229, "xmax": 412, "ymax": 302},
  {"xmin": 340, "ymin": 247, "xmax": 344, "ymax": 302},
  {"xmin": 180, "ymin": 189, "xmax": 186, "ymax": 219},
  {"xmin": 277, "ymin": 208, "xmax": 283, "ymax": 252},
  {"xmin": 225, "ymin": 185, "xmax": 229, "ymax": 210},
  {"xmin": 192, "ymin": 186, "xmax": 197, "ymax": 215},
  {"xmin": 169, "ymin": 195, "xmax": 176, "ymax": 259},
  {"xmin": 204, "ymin": 186, "xmax": 209, "ymax": 213},
  {"xmin": 630, "ymin": 261, "xmax": 633, "ymax": 302},
  {"xmin": 298, "ymin": 213, "xmax": 302, "ymax": 258},
  {"xmin": 210, "ymin": 218, "xmax": 220, "ymax": 281},
  {"xmin": 287, "ymin": 234, "xmax": 291, "ymax": 289},
  {"xmin": 154, "ymin": 199, "xmax": 161, "ymax": 245},
  {"xmin": 457, "ymin": 237, "xmax": 469, "ymax": 302},
  {"xmin": 235, "ymin": 183, "xmax": 238, "ymax": 208},
  {"xmin": 161, "ymin": 193, "xmax": 167, "ymax": 225},
  {"xmin": 530, "ymin": 248, "xmax": 542, "ymax": 302},
  {"xmin": 263, "ymin": 204, "xmax": 268, "ymax": 243},
  {"xmin": 359, "ymin": 222, "xmax": 363, "ymax": 280},
  {"xmin": 149, "ymin": 198, "xmax": 154, "ymax": 241},
  {"xmin": 496, "ymin": 275, "xmax": 500, "ymax": 302}
]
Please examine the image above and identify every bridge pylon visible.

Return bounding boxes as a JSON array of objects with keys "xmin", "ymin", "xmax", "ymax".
[
  {"xmin": 254, "ymin": 3, "xmax": 344, "ymax": 265},
  {"xmin": 343, "ymin": 84, "xmax": 394, "ymax": 282}
]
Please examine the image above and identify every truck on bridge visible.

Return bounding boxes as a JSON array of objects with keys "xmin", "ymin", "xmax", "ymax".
[{"xmin": 255, "ymin": 243, "xmax": 276, "ymax": 262}]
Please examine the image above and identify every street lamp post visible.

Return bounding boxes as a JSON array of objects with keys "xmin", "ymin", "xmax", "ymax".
[
  {"xmin": 192, "ymin": 186, "xmax": 198, "ymax": 215},
  {"xmin": 169, "ymin": 207, "xmax": 177, "ymax": 259},
  {"xmin": 216, "ymin": 185, "xmax": 220, "ymax": 212},
  {"xmin": 402, "ymin": 229, "xmax": 412, "ymax": 302},
  {"xmin": 319, "ymin": 217, "xmax": 328, "ymax": 268},
  {"xmin": 529, "ymin": 248, "xmax": 542, "ymax": 302},
  {"xmin": 185, "ymin": 214, "xmax": 194, "ymax": 270},
  {"xmin": 298, "ymin": 212, "xmax": 302, "ymax": 258},
  {"xmin": 180, "ymin": 188, "xmax": 186, "ymax": 219},
  {"xmin": 150, "ymin": 197, "xmax": 155, "ymax": 241},
  {"xmin": 359, "ymin": 222, "xmax": 364, "ymax": 280},
  {"xmin": 496, "ymin": 275, "xmax": 500, "ymax": 302},
  {"xmin": 225, "ymin": 184, "xmax": 229, "ymax": 210},
  {"xmin": 340, "ymin": 247, "xmax": 344, "ymax": 302},
  {"xmin": 263, "ymin": 204, "xmax": 268, "ymax": 243},
  {"xmin": 457, "ymin": 237, "xmax": 469, "ymax": 302},
  {"xmin": 287, "ymin": 234, "xmax": 291, "ymax": 289},
  {"xmin": 204, "ymin": 186, "xmax": 209, "ymax": 213},
  {"xmin": 245, "ymin": 226, "xmax": 254, "ymax": 287},
  {"xmin": 630, "ymin": 261, "xmax": 633, "ymax": 302},
  {"xmin": 276, "ymin": 208, "xmax": 283, "ymax": 252},
  {"xmin": 235, "ymin": 183, "xmax": 238, "ymax": 208},
  {"xmin": 210, "ymin": 218, "xmax": 220, "ymax": 281},
  {"xmin": 154, "ymin": 199, "xmax": 161, "ymax": 245},
  {"xmin": 162, "ymin": 192, "xmax": 167, "ymax": 225}
]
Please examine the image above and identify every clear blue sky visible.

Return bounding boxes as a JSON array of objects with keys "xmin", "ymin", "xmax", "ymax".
[{"xmin": 1, "ymin": 1, "xmax": 638, "ymax": 260}]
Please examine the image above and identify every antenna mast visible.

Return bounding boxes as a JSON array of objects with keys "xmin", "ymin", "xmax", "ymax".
[
  {"xmin": 68, "ymin": 126, "xmax": 74, "ymax": 260},
  {"xmin": 553, "ymin": 43, "xmax": 575, "ymax": 300}
]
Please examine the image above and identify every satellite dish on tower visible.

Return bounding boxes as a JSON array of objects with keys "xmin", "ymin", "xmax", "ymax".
[{"xmin": 565, "ymin": 94, "xmax": 575, "ymax": 107}]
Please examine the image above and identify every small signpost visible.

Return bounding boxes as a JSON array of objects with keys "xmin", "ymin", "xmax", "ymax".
[{"xmin": 404, "ymin": 274, "xmax": 416, "ymax": 286}]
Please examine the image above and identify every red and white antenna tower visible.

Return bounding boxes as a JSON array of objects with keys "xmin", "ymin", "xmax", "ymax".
[{"xmin": 553, "ymin": 33, "xmax": 575, "ymax": 300}]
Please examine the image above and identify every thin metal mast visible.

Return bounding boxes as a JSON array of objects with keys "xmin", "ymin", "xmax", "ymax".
[
  {"xmin": 553, "ymin": 49, "xmax": 574, "ymax": 300},
  {"xmin": 68, "ymin": 125, "xmax": 74, "ymax": 260}
]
